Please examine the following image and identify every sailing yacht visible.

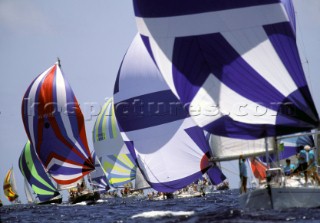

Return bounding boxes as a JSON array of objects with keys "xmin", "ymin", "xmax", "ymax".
[
  {"xmin": 239, "ymin": 133, "xmax": 320, "ymax": 209},
  {"xmin": 131, "ymin": 0, "xmax": 320, "ymax": 209},
  {"xmin": 3, "ymin": 167, "xmax": 20, "ymax": 204},
  {"xmin": 19, "ymin": 141, "xmax": 62, "ymax": 205},
  {"xmin": 21, "ymin": 60, "xmax": 96, "ymax": 204},
  {"xmin": 92, "ymin": 97, "xmax": 142, "ymax": 199},
  {"xmin": 113, "ymin": 34, "xmax": 228, "ymax": 195},
  {"xmin": 92, "ymin": 98, "xmax": 137, "ymax": 190}
]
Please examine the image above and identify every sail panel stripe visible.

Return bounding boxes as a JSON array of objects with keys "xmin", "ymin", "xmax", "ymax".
[
  {"xmin": 133, "ymin": 0, "xmax": 280, "ymax": 18},
  {"xmin": 135, "ymin": 3, "xmax": 287, "ymax": 38}
]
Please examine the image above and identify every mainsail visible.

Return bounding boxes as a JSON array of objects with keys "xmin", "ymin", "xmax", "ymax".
[
  {"xmin": 21, "ymin": 61, "xmax": 95, "ymax": 186},
  {"xmin": 93, "ymin": 98, "xmax": 137, "ymax": 187},
  {"xmin": 133, "ymin": 0, "xmax": 319, "ymax": 139},
  {"xmin": 3, "ymin": 167, "xmax": 19, "ymax": 202},
  {"xmin": 19, "ymin": 141, "xmax": 61, "ymax": 204},
  {"xmin": 210, "ymin": 136, "xmax": 275, "ymax": 161},
  {"xmin": 24, "ymin": 178, "xmax": 35, "ymax": 204},
  {"xmin": 113, "ymin": 34, "xmax": 226, "ymax": 192},
  {"xmin": 134, "ymin": 167, "xmax": 150, "ymax": 191}
]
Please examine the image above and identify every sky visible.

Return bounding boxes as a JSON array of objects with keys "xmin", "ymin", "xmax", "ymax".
[{"xmin": 0, "ymin": 0, "xmax": 320, "ymax": 205}]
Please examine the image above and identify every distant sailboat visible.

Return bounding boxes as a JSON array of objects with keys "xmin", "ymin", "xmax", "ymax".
[
  {"xmin": 19, "ymin": 141, "xmax": 62, "ymax": 205},
  {"xmin": 92, "ymin": 98, "xmax": 137, "ymax": 188},
  {"xmin": 3, "ymin": 167, "xmax": 20, "ymax": 204}
]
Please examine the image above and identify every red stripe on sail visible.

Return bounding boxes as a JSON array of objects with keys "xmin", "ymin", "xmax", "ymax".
[
  {"xmin": 72, "ymin": 96, "xmax": 94, "ymax": 168},
  {"xmin": 45, "ymin": 152, "xmax": 85, "ymax": 167},
  {"xmin": 74, "ymin": 97, "xmax": 94, "ymax": 165},
  {"xmin": 38, "ymin": 66, "xmax": 56, "ymax": 117},
  {"xmin": 36, "ymin": 66, "xmax": 56, "ymax": 155},
  {"xmin": 53, "ymin": 175, "xmax": 84, "ymax": 185},
  {"xmin": 200, "ymin": 152, "xmax": 211, "ymax": 173},
  {"xmin": 3, "ymin": 184, "xmax": 11, "ymax": 190},
  {"xmin": 53, "ymin": 169, "xmax": 93, "ymax": 185}
]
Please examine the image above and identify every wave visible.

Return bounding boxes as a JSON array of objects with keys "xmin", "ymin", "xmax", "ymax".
[{"xmin": 131, "ymin": 210, "xmax": 195, "ymax": 219}]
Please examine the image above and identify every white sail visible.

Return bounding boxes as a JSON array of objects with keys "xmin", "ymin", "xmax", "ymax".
[
  {"xmin": 210, "ymin": 135, "xmax": 275, "ymax": 161},
  {"xmin": 57, "ymin": 179, "xmax": 83, "ymax": 191},
  {"xmin": 24, "ymin": 178, "xmax": 35, "ymax": 203},
  {"xmin": 134, "ymin": 168, "xmax": 150, "ymax": 191}
]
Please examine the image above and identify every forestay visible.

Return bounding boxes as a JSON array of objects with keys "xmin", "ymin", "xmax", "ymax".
[{"xmin": 133, "ymin": 0, "xmax": 319, "ymax": 139}]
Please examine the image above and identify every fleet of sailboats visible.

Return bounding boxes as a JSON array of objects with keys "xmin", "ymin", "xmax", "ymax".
[{"xmin": 3, "ymin": 0, "xmax": 320, "ymax": 211}]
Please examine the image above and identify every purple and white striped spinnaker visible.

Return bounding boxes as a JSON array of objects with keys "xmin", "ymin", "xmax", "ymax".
[
  {"xmin": 133, "ymin": 0, "xmax": 319, "ymax": 139},
  {"xmin": 113, "ymin": 35, "xmax": 226, "ymax": 192}
]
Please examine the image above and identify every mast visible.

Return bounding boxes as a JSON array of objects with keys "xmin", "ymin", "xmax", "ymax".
[
  {"xmin": 274, "ymin": 137, "xmax": 280, "ymax": 167},
  {"xmin": 57, "ymin": 57, "xmax": 61, "ymax": 68},
  {"xmin": 265, "ymin": 138, "xmax": 270, "ymax": 168},
  {"xmin": 315, "ymin": 128, "xmax": 320, "ymax": 166}
]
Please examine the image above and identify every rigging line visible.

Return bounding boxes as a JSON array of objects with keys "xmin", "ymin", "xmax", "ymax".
[
  {"xmin": 295, "ymin": 9, "xmax": 312, "ymax": 89},
  {"xmin": 220, "ymin": 166, "xmax": 238, "ymax": 176}
]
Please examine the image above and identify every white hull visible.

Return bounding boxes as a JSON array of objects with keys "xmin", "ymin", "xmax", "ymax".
[{"xmin": 239, "ymin": 186, "xmax": 320, "ymax": 209}]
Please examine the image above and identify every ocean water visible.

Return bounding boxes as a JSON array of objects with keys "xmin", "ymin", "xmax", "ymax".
[{"xmin": 1, "ymin": 189, "xmax": 320, "ymax": 223}]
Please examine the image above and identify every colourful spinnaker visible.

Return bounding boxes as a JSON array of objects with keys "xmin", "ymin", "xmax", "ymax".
[
  {"xmin": 93, "ymin": 98, "xmax": 137, "ymax": 187},
  {"xmin": 133, "ymin": 0, "xmax": 319, "ymax": 139},
  {"xmin": 249, "ymin": 157, "xmax": 267, "ymax": 182},
  {"xmin": 3, "ymin": 167, "xmax": 19, "ymax": 202},
  {"xmin": 21, "ymin": 62, "xmax": 95, "ymax": 186},
  {"xmin": 113, "ymin": 34, "xmax": 226, "ymax": 192},
  {"xmin": 19, "ymin": 141, "xmax": 61, "ymax": 203}
]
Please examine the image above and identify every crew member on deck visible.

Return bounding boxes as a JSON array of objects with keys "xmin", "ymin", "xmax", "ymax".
[
  {"xmin": 292, "ymin": 146, "xmax": 308, "ymax": 184},
  {"xmin": 239, "ymin": 155, "xmax": 248, "ymax": 194},
  {"xmin": 305, "ymin": 145, "xmax": 320, "ymax": 185},
  {"xmin": 283, "ymin": 159, "xmax": 295, "ymax": 176}
]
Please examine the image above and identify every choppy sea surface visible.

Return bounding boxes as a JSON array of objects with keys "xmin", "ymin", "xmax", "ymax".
[{"xmin": 1, "ymin": 189, "xmax": 320, "ymax": 223}]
